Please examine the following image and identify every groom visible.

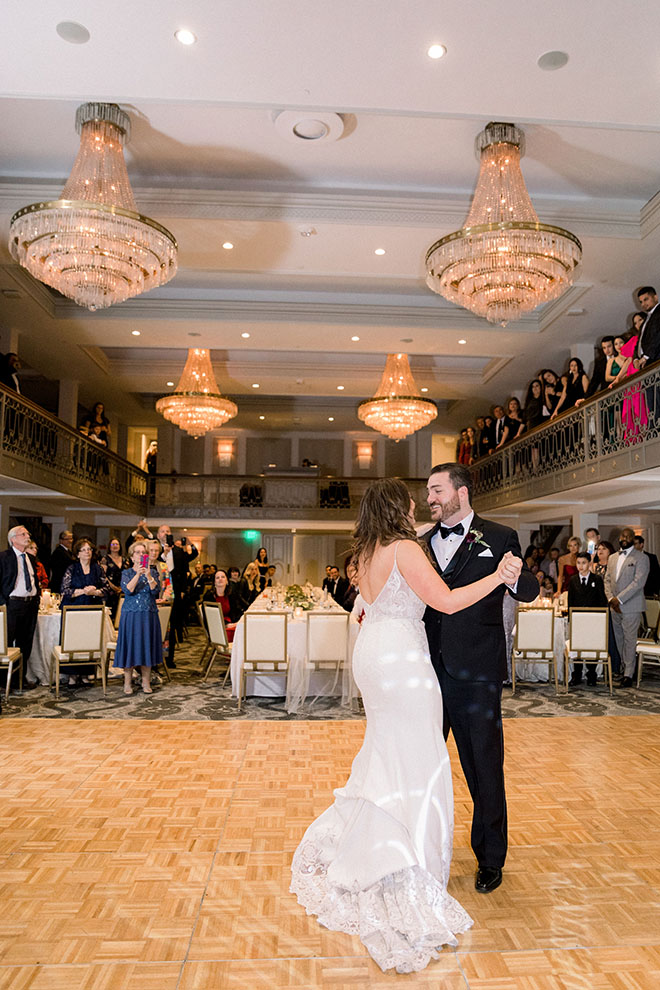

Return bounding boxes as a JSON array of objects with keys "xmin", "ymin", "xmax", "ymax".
[{"xmin": 423, "ymin": 463, "xmax": 537, "ymax": 893}]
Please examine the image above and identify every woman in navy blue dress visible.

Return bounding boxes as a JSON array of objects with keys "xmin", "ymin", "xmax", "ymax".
[{"xmin": 114, "ymin": 541, "xmax": 162, "ymax": 695}]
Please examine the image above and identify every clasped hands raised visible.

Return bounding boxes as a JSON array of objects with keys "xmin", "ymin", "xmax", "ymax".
[{"xmin": 496, "ymin": 551, "xmax": 523, "ymax": 586}]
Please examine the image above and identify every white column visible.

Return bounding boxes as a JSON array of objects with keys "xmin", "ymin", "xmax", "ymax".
[
  {"xmin": 58, "ymin": 379, "xmax": 79, "ymax": 427},
  {"xmin": 0, "ymin": 327, "xmax": 19, "ymax": 354}
]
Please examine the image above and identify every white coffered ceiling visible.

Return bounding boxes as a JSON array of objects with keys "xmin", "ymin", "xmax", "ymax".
[{"xmin": 2, "ymin": 0, "xmax": 660, "ymax": 435}]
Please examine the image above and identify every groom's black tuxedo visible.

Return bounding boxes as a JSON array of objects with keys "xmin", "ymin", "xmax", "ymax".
[{"xmin": 423, "ymin": 512, "xmax": 537, "ymax": 871}]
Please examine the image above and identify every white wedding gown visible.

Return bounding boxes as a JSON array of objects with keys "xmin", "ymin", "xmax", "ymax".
[{"xmin": 290, "ymin": 550, "xmax": 472, "ymax": 973}]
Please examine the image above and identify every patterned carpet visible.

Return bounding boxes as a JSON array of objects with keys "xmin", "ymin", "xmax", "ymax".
[{"xmin": 4, "ymin": 628, "xmax": 660, "ymax": 721}]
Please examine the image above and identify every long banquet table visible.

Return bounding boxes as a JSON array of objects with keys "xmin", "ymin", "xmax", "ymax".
[{"xmin": 230, "ymin": 592, "xmax": 361, "ymax": 713}]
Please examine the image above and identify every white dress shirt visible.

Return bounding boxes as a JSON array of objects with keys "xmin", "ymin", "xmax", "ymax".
[
  {"xmin": 638, "ymin": 303, "xmax": 659, "ymax": 360},
  {"xmin": 11, "ymin": 546, "xmax": 37, "ymax": 597},
  {"xmin": 431, "ymin": 511, "xmax": 474, "ymax": 571},
  {"xmin": 615, "ymin": 546, "xmax": 632, "ymax": 580}
]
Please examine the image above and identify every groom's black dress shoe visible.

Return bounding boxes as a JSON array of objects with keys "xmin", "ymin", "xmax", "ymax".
[{"xmin": 475, "ymin": 867, "xmax": 502, "ymax": 893}]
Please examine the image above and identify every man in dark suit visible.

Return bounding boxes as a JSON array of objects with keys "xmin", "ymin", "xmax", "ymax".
[
  {"xmin": 636, "ymin": 286, "xmax": 660, "ymax": 369},
  {"xmin": 326, "ymin": 565, "xmax": 348, "ymax": 605},
  {"xmin": 567, "ymin": 552, "xmax": 608, "ymax": 686},
  {"xmin": 633, "ymin": 535, "xmax": 660, "ymax": 598},
  {"xmin": 0, "ymin": 524, "xmax": 41, "ymax": 699},
  {"xmin": 156, "ymin": 524, "xmax": 199, "ymax": 666},
  {"xmin": 49, "ymin": 530, "xmax": 74, "ymax": 593},
  {"xmin": 423, "ymin": 463, "xmax": 538, "ymax": 894}
]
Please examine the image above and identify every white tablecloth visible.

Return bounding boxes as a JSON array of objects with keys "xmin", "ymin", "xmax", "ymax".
[
  {"xmin": 230, "ymin": 595, "xmax": 360, "ymax": 712},
  {"xmin": 27, "ymin": 608, "xmax": 116, "ymax": 684}
]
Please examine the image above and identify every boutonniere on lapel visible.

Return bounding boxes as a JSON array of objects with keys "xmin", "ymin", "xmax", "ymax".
[{"xmin": 465, "ymin": 528, "xmax": 490, "ymax": 552}]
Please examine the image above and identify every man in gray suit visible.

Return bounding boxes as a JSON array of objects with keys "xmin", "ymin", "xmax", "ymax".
[{"xmin": 605, "ymin": 528, "xmax": 650, "ymax": 687}]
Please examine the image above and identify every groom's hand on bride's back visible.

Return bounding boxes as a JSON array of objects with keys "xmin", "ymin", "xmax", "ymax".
[{"xmin": 497, "ymin": 551, "xmax": 522, "ymax": 585}]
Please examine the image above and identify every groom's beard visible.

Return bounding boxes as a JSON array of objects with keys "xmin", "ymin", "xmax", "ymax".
[{"xmin": 429, "ymin": 490, "xmax": 461, "ymax": 521}]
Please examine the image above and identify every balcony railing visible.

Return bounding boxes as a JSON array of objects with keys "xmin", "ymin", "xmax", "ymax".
[
  {"xmin": 471, "ymin": 363, "xmax": 660, "ymax": 511},
  {"xmin": 154, "ymin": 474, "xmax": 432, "ymax": 522},
  {"xmin": 0, "ymin": 386, "xmax": 148, "ymax": 514}
]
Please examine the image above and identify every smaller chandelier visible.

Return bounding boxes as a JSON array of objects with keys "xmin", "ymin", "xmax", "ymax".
[
  {"xmin": 358, "ymin": 353, "xmax": 437, "ymax": 442},
  {"xmin": 8, "ymin": 102, "xmax": 178, "ymax": 311},
  {"xmin": 425, "ymin": 121, "xmax": 582, "ymax": 325},
  {"xmin": 156, "ymin": 349, "xmax": 238, "ymax": 438}
]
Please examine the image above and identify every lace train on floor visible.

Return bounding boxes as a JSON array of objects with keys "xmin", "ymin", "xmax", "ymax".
[{"xmin": 290, "ymin": 839, "xmax": 473, "ymax": 974}]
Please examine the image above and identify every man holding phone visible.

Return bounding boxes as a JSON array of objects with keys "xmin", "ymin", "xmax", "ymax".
[{"xmin": 156, "ymin": 524, "xmax": 198, "ymax": 667}]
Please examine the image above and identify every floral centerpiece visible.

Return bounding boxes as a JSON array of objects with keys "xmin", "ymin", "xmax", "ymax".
[{"xmin": 284, "ymin": 584, "xmax": 314, "ymax": 610}]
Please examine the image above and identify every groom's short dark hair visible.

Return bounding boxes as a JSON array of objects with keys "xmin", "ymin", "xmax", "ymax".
[{"xmin": 429, "ymin": 463, "xmax": 473, "ymax": 501}]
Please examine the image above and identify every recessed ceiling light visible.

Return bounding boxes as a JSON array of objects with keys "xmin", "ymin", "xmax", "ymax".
[
  {"xmin": 166, "ymin": 381, "xmax": 174, "ymax": 387},
  {"xmin": 175, "ymin": 28, "xmax": 197, "ymax": 45},
  {"xmin": 259, "ymin": 415, "xmax": 265, "ymax": 420},
  {"xmin": 222, "ymin": 241, "xmax": 234, "ymax": 250},
  {"xmin": 252, "ymin": 383, "xmax": 260, "ymax": 388},
  {"xmin": 328, "ymin": 417, "xmax": 335, "ymax": 422},
  {"xmin": 427, "ymin": 44, "xmax": 447, "ymax": 59},
  {"xmin": 458, "ymin": 338, "xmax": 467, "ymax": 344},
  {"xmin": 374, "ymin": 248, "xmax": 386, "ymax": 256},
  {"xmin": 537, "ymin": 50, "xmax": 569, "ymax": 71},
  {"xmin": 337, "ymin": 385, "xmax": 345, "ymax": 390},
  {"xmin": 241, "ymin": 332, "xmax": 250, "ymax": 338},
  {"xmin": 421, "ymin": 387, "xmax": 429, "ymax": 393},
  {"xmin": 351, "ymin": 335, "xmax": 360, "ymax": 341},
  {"xmin": 131, "ymin": 330, "xmax": 141, "ymax": 336},
  {"xmin": 56, "ymin": 21, "xmax": 90, "ymax": 44}
]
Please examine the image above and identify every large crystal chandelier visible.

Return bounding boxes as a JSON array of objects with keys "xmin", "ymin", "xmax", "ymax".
[
  {"xmin": 358, "ymin": 353, "xmax": 437, "ymax": 442},
  {"xmin": 8, "ymin": 102, "xmax": 178, "ymax": 311},
  {"xmin": 425, "ymin": 122, "xmax": 582, "ymax": 326},
  {"xmin": 156, "ymin": 349, "xmax": 238, "ymax": 438}
]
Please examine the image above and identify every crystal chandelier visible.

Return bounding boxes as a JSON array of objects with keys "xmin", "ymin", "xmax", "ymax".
[
  {"xmin": 425, "ymin": 122, "xmax": 582, "ymax": 326},
  {"xmin": 156, "ymin": 349, "xmax": 238, "ymax": 438},
  {"xmin": 8, "ymin": 102, "xmax": 178, "ymax": 311},
  {"xmin": 358, "ymin": 353, "xmax": 437, "ymax": 442}
]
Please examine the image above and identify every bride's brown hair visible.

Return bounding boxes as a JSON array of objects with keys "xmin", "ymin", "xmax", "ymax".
[{"xmin": 350, "ymin": 478, "xmax": 419, "ymax": 573}]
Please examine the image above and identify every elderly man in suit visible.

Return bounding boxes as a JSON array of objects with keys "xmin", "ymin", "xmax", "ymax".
[
  {"xmin": 567, "ymin": 551, "xmax": 608, "ymax": 686},
  {"xmin": 605, "ymin": 528, "xmax": 650, "ymax": 687},
  {"xmin": 0, "ymin": 525, "xmax": 41, "ymax": 698},
  {"xmin": 423, "ymin": 462, "xmax": 538, "ymax": 894}
]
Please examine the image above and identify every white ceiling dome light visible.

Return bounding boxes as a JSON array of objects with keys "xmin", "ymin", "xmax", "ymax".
[{"xmin": 273, "ymin": 111, "xmax": 346, "ymax": 144}]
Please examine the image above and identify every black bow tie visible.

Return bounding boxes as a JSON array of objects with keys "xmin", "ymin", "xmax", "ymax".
[{"xmin": 439, "ymin": 523, "xmax": 464, "ymax": 539}]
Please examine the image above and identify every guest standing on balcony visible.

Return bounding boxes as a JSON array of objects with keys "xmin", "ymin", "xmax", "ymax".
[
  {"xmin": 114, "ymin": 541, "xmax": 162, "ymax": 695},
  {"xmin": 80, "ymin": 402, "xmax": 111, "ymax": 446},
  {"xmin": 478, "ymin": 415, "xmax": 495, "ymax": 459},
  {"xmin": 608, "ymin": 328, "xmax": 648, "ymax": 443},
  {"xmin": 635, "ymin": 287, "xmax": 660, "ymax": 369},
  {"xmin": 0, "ymin": 353, "xmax": 21, "ymax": 392},
  {"xmin": 0, "ymin": 525, "xmax": 40, "ymax": 700},
  {"xmin": 551, "ymin": 359, "xmax": 590, "ymax": 418},
  {"xmin": 539, "ymin": 369, "xmax": 562, "ymax": 418},
  {"xmin": 491, "ymin": 406, "xmax": 508, "ymax": 451},
  {"xmin": 501, "ymin": 397, "xmax": 525, "ymax": 443},
  {"xmin": 49, "ymin": 530, "xmax": 74, "ymax": 594},
  {"xmin": 144, "ymin": 440, "xmax": 158, "ymax": 474},
  {"xmin": 523, "ymin": 379, "xmax": 548, "ymax": 430}
]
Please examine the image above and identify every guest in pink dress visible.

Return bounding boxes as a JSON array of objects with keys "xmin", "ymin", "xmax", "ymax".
[{"xmin": 609, "ymin": 322, "xmax": 648, "ymax": 444}]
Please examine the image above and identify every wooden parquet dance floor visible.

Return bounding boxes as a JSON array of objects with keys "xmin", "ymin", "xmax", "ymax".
[{"xmin": 1, "ymin": 716, "xmax": 660, "ymax": 989}]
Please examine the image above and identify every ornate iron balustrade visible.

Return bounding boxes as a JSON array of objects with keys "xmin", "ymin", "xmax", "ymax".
[
  {"xmin": 154, "ymin": 474, "xmax": 432, "ymax": 522},
  {"xmin": 472, "ymin": 363, "xmax": 660, "ymax": 510},
  {"xmin": 0, "ymin": 386, "xmax": 148, "ymax": 514}
]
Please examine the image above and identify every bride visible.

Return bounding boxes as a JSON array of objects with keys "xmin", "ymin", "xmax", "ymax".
[{"xmin": 290, "ymin": 478, "xmax": 517, "ymax": 974}]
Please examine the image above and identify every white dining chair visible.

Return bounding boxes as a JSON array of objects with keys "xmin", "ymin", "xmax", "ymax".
[
  {"xmin": 50, "ymin": 605, "xmax": 105, "ymax": 699},
  {"xmin": 636, "ymin": 610, "xmax": 660, "ymax": 687},
  {"xmin": 642, "ymin": 598, "xmax": 660, "ymax": 639},
  {"xmin": 201, "ymin": 601, "xmax": 232, "ymax": 684},
  {"xmin": 564, "ymin": 608, "xmax": 611, "ymax": 694},
  {"xmin": 0, "ymin": 604, "xmax": 23, "ymax": 699},
  {"xmin": 512, "ymin": 608, "xmax": 557, "ymax": 694},
  {"xmin": 239, "ymin": 612, "xmax": 288, "ymax": 711},
  {"xmin": 305, "ymin": 611, "xmax": 349, "ymax": 692}
]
